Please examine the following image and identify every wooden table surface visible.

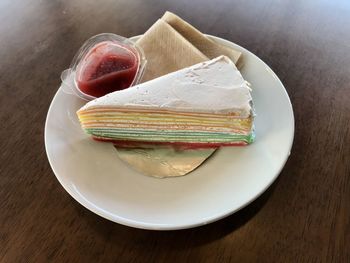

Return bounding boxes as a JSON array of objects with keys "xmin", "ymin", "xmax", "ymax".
[{"xmin": 1, "ymin": 0, "xmax": 349, "ymax": 262}]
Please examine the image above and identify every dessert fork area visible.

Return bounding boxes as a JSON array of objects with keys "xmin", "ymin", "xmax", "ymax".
[{"xmin": 0, "ymin": 0, "xmax": 349, "ymax": 262}]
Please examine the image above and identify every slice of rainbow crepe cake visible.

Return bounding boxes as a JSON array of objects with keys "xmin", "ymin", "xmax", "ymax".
[{"xmin": 77, "ymin": 56, "xmax": 255, "ymax": 148}]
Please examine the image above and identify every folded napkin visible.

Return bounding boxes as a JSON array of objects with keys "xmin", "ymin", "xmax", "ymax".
[
  {"xmin": 136, "ymin": 11, "xmax": 241, "ymax": 82},
  {"xmin": 162, "ymin": 12, "xmax": 241, "ymax": 64},
  {"xmin": 136, "ymin": 19, "xmax": 208, "ymax": 82}
]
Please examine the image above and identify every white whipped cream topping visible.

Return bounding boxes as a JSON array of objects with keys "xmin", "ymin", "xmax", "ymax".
[{"xmin": 80, "ymin": 56, "xmax": 252, "ymax": 117}]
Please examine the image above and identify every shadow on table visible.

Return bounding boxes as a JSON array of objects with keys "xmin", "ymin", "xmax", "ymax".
[{"xmin": 73, "ymin": 175, "xmax": 279, "ymax": 249}]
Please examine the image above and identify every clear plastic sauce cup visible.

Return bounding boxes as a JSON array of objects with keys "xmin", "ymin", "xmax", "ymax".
[{"xmin": 61, "ymin": 33, "xmax": 146, "ymax": 101}]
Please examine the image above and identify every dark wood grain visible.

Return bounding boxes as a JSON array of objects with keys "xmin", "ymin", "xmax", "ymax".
[{"xmin": 1, "ymin": 0, "xmax": 349, "ymax": 262}]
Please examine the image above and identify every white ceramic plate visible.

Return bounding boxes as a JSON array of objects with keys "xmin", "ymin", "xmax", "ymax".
[{"xmin": 45, "ymin": 35, "xmax": 294, "ymax": 230}]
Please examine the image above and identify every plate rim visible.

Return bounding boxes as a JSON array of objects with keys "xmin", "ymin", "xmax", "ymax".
[{"xmin": 45, "ymin": 34, "xmax": 295, "ymax": 230}]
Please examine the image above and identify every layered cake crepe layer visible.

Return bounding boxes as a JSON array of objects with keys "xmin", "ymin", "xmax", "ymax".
[{"xmin": 77, "ymin": 56, "xmax": 255, "ymax": 148}]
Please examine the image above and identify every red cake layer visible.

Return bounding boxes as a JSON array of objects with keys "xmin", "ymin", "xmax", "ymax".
[{"xmin": 92, "ymin": 136, "xmax": 247, "ymax": 149}]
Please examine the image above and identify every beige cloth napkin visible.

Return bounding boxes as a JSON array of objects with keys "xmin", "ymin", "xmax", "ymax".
[
  {"xmin": 162, "ymin": 12, "xmax": 241, "ymax": 64},
  {"xmin": 136, "ymin": 11, "xmax": 241, "ymax": 82},
  {"xmin": 136, "ymin": 19, "xmax": 208, "ymax": 82}
]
